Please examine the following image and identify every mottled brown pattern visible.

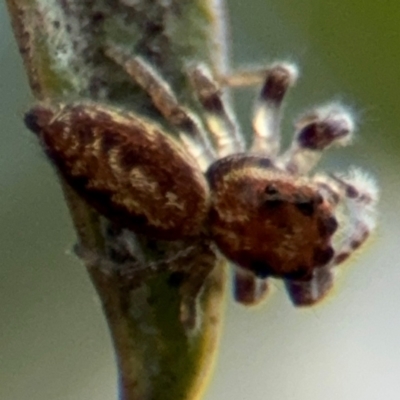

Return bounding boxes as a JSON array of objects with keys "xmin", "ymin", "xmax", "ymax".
[
  {"xmin": 207, "ymin": 155, "xmax": 337, "ymax": 280},
  {"xmin": 20, "ymin": 42, "xmax": 378, "ymax": 311},
  {"xmin": 25, "ymin": 102, "xmax": 209, "ymax": 239},
  {"xmin": 24, "ymin": 99, "xmax": 343, "ymax": 286}
]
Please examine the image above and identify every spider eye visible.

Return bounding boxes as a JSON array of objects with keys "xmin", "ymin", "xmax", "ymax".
[
  {"xmin": 295, "ymin": 200, "xmax": 316, "ymax": 217},
  {"xmin": 318, "ymin": 216, "xmax": 339, "ymax": 237},
  {"xmin": 263, "ymin": 183, "xmax": 284, "ymax": 209},
  {"xmin": 264, "ymin": 183, "xmax": 279, "ymax": 195},
  {"xmin": 313, "ymin": 247, "xmax": 335, "ymax": 266}
]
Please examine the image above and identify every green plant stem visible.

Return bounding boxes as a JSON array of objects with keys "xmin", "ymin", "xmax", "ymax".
[{"xmin": 6, "ymin": 1, "xmax": 229, "ymax": 399}]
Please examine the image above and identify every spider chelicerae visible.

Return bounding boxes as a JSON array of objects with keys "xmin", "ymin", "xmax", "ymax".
[{"xmin": 25, "ymin": 46, "xmax": 378, "ymax": 314}]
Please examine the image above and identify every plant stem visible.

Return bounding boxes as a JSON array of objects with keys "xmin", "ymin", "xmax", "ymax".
[{"xmin": 6, "ymin": 1, "xmax": 229, "ymax": 399}]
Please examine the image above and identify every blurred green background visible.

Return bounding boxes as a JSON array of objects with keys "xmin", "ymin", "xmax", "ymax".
[{"xmin": 1, "ymin": 1, "xmax": 399, "ymax": 399}]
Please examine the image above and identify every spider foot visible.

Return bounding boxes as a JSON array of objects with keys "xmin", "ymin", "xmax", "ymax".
[{"xmin": 282, "ymin": 104, "xmax": 354, "ymax": 174}]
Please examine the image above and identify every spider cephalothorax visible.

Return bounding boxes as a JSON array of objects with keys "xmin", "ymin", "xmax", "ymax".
[
  {"xmin": 207, "ymin": 154, "xmax": 337, "ymax": 281},
  {"xmin": 25, "ymin": 46, "xmax": 378, "ymax": 309}
]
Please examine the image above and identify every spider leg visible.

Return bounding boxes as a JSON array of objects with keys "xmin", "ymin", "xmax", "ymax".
[
  {"xmin": 251, "ymin": 63, "xmax": 298, "ymax": 156},
  {"xmin": 188, "ymin": 64, "xmax": 244, "ymax": 157},
  {"xmin": 285, "ymin": 169, "xmax": 378, "ymax": 306},
  {"xmin": 233, "ymin": 267, "xmax": 269, "ymax": 306},
  {"xmin": 219, "ymin": 67, "xmax": 269, "ymax": 88},
  {"xmin": 106, "ymin": 46, "xmax": 216, "ymax": 170},
  {"xmin": 330, "ymin": 168, "xmax": 379, "ymax": 265},
  {"xmin": 280, "ymin": 104, "xmax": 354, "ymax": 174}
]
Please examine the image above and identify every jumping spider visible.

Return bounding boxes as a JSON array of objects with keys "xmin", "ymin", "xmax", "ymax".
[{"xmin": 25, "ymin": 46, "xmax": 378, "ymax": 314}]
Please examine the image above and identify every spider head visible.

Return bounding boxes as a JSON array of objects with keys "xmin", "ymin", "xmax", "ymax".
[{"xmin": 207, "ymin": 154, "xmax": 338, "ymax": 281}]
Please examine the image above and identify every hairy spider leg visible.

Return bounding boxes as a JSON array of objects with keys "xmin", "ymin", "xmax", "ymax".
[
  {"xmin": 188, "ymin": 64, "xmax": 244, "ymax": 157},
  {"xmin": 106, "ymin": 46, "xmax": 216, "ymax": 170},
  {"xmin": 284, "ymin": 169, "xmax": 378, "ymax": 306},
  {"xmin": 330, "ymin": 168, "xmax": 379, "ymax": 265},
  {"xmin": 220, "ymin": 67, "xmax": 269, "ymax": 88},
  {"xmin": 280, "ymin": 104, "xmax": 354, "ymax": 174},
  {"xmin": 251, "ymin": 63, "xmax": 298, "ymax": 156}
]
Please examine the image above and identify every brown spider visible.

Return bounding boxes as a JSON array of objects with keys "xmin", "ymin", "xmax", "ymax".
[{"xmin": 24, "ymin": 46, "xmax": 378, "ymax": 311}]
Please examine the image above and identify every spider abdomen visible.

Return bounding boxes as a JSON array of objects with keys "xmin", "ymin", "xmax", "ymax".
[
  {"xmin": 25, "ymin": 102, "xmax": 210, "ymax": 239},
  {"xmin": 207, "ymin": 155, "xmax": 337, "ymax": 280}
]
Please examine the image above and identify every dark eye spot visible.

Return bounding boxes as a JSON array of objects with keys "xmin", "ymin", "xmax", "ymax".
[
  {"xmin": 313, "ymin": 247, "xmax": 334, "ymax": 266},
  {"xmin": 295, "ymin": 200, "xmax": 315, "ymax": 217},
  {"xmin": 263, "ymin": 183, "xmax": 284, "ymax": 209},
  {"xmin": 318, "ymin": 216, "xmax": 338, "ymax": 237},
  {"xmin": 264, "ymin": 183, "xmax": 279, "ymax": 195},
  {"xmin": 249, "ymin": 260, "xmax": 272, "ymax": 278}
]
